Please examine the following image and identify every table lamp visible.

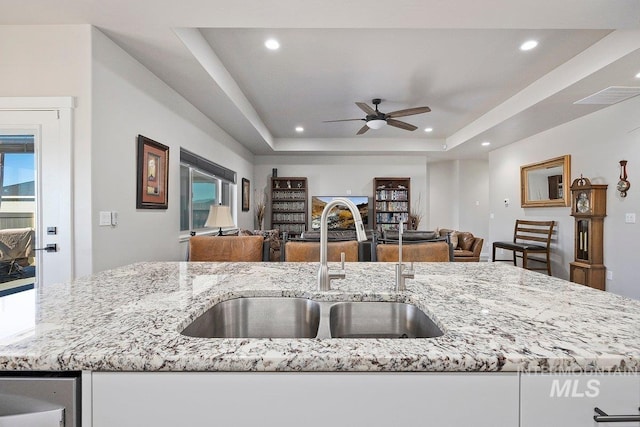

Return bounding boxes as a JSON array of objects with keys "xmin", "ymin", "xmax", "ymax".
[{"xmin": 204, "ymin": 205, "xmax": 235, "ymax": 236}]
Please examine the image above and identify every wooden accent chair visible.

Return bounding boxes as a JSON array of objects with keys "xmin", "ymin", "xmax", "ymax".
[
  {"xmin": 188, "ymin": 235, "xmax": 266, "ymax": 262},
  {"xmin": 284, "ymin": 241, "xmax": 359, "ymax": 262},
  {"xmin": 492, "ymin": 220, "xmax": 555, "ymax": 275},
  {"xmin": 375, "ymin": 241, "xmax": 451, "ymax": 262}
]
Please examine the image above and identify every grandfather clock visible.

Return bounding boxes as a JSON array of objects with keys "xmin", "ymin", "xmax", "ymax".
[{"xmin": 569, "ymin": 176, "xmax": 607, "ymax": 290}]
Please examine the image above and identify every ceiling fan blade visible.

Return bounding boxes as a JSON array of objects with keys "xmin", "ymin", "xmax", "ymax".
[
  {"xmin": 356, "ymin": 124, "xmax": 370, "ymax": 135},
  {"xmin": 387, "ymin": 106, "xmax": 431, "ymax": 118},
  {"xmin": 386, "ymin": 118, "xmax": 418, "ymax": 131},
  {"xmin": 355, "ymin": 102, "xmax": 376, "ymax": 115},
  {"xmin": 323, "ymin": 118, "xmax": 364, "ymax": 123}
]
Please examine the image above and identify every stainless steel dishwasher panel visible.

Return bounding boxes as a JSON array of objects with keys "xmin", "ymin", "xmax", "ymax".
[{"xmin": 0, "ymin": 375, "xmax": 80, "ymax": 426}]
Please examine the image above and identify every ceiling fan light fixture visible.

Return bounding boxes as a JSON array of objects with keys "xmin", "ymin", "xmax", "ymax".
[{"xmin": 366, "ymin": 119, "xmax": 386, "ymax": 129}]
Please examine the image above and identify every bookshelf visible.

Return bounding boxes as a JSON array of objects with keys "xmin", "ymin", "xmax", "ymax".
[
  {"xmin": 270, "ymin": 177, "xmax": 308, "ymax": 236},
  {"xmin": 373, "ymin": 177, "xmax": 410, "ymax": 232}
]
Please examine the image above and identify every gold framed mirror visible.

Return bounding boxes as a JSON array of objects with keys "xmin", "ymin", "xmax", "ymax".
[{"xmin": 520, "ymin": 155, "xmax": 571, "ymax": 208}]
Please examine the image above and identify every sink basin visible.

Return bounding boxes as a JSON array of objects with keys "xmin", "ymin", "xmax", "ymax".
[
  {"xmin": 329, "ymin": 302, "xmax": 443, "ymax": 339},
  {"xmin": 181, "ymin": 298, "xmax": 443, "ymax": 339},
  {"xmin": 181, "ymin": 297, "xmax": 321, "ymax": 338}
]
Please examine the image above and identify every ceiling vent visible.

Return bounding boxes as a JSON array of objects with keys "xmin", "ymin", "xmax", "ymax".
[{"xmin": 574, "ymin": 86, "xmax": 640, "ymax": 105}]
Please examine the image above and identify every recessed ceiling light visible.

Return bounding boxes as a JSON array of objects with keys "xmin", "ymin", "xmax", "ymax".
[
  {"xmin": 481, "ymin": 141, "xmax": 491, "ymax": 146},
  {"xmin": 265, "ymin": 39, "xmax": 280, "ymax": 50},
  {"xmin": 520, "ymin": 40, "xmax": 538, "ymax": 51},
  {"xmin": 295, "ymin": 126, "xmax": 304, "ymax": 133},
  {"xmin": 424, "ymin": 127, "xmax": 433, "ymax": 133},
  {"xmin": 635, "ymin": 72, "xmax": 640, "ymax": 79}
]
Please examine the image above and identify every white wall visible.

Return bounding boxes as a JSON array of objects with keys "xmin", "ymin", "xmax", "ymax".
[
  {"xmin": 0, "ymin": 25, "xmax": 92, "ymax": 279},
  {"xmin": 428, "ymin": 159, "xmax": 490, "ymax": 257},
  {"xmin": 254, "ymin": 155, "xmax": 429, "ymax": 231},
  {"xmin": 91, "ymin": 28, "xmax": 255, "ymax": 272},
  {"xmin": 489, "ymin": 95, "xmax": 640, "ymax": 299}
]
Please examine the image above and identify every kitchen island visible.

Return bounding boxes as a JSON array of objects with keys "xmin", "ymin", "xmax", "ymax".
[{"xmin": 1, "ymin": 262, "xmax": 639, "ymax": 426}]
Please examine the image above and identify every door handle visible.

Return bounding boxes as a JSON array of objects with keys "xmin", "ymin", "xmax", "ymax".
[
  {"xmin": 594, "ymin": 407, "xmax": 640, "ymax": 422},
  {"xmin": 34, "ymin": 243, "xmax": 57, "ymax": 253}
]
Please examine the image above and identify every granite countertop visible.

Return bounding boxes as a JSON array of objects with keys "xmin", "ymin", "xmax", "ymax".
[{"xmin": 1, "ymin": 262, "xmax": 639, "ymax": 373}]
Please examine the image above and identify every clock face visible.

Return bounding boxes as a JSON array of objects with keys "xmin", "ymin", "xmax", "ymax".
[
  {"xmin": 617, "ymin": 179, "xmax": 630, "ymax": 192},
  {"xmin": 576, "ymin": 192, "xmax": 590, "ymax": 213}
]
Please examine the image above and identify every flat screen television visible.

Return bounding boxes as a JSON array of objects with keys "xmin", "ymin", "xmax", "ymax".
[{"xmin": 310, "ymin": 196, "xmax": 369, "ymax": 230}]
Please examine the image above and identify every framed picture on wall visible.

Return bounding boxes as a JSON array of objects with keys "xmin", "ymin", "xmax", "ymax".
[
  {"xmin": 242, "ymin": 178, "xmax": 250, "ymax": 211},
  {"xmin": 136, "ymin": 134, "xmax": 169, "ymax": 209}
]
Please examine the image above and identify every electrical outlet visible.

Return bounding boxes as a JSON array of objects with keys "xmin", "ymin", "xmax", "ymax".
[
  {"xmin": 625, "ymin": 213, "xmax": 636, "ymax": 224},
  {"xmin": 607, "ymin": 270, "xmax": 613, "ymax": 280},
  {"xmin": 504, "ymin": 198, "xmax": 510, "ymax": 207}
]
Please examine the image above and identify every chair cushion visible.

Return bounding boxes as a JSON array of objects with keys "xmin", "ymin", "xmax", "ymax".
[
  {"xmin": 493, "ymin": 241, "xmax": 546, "ymax": 251},
  {"xmin": 454, "ymin": 249, "xmax": 474, "ymax": 257}
]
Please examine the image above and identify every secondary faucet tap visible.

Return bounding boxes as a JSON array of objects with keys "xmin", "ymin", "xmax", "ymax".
[
  {"xmin": 318, "ymin": 198, "xmax": 367, "ymax": 291},
  {"xmin": 395, "ymin": 222, "xmax": 414, "ymax": 291}
]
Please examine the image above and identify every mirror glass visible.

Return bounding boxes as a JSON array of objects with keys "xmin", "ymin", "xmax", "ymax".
[{"xmin": 520, "ymin": 155, "xmax": 571, "ymax": 207}]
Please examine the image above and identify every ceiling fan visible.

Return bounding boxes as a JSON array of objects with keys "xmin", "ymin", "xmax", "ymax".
[{"xmin": 323, "ymin": 98, "xmax": 431, "ymax": 135}]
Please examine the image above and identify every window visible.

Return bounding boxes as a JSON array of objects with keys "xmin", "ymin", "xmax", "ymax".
[{"xmin": 180, "ymin": 149, "xmax": 236, "ymax": 234}]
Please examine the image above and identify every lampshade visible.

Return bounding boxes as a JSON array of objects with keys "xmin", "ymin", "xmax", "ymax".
[
  {"xmin": 204, "ymin": 205, "xmax": 235, "ymax": 235},
  {"xmin": 366, "ymin": 119, "xmax": 386, "ymax": 130}
]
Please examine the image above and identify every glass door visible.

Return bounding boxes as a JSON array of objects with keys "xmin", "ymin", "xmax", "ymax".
[
  {"xmin": 0, "ymin": 107, "xmax": 73, "ymax": 291},
  {"xmin": 0, "ymin": 133, "xmax": 35, "ymax": 297}
]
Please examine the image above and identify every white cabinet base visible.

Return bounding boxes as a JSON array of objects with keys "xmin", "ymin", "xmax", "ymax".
[
  {"xmin": 92, "ymin": 372, "xmax": 519, "ymax": 427},
  {"xmin": 521, "ymin": 373, "xmax": 640, "ymax": 427}
]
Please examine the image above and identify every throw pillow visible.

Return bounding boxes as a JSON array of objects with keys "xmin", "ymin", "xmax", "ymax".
[{"xmin": 438, "ymin": 228, "xmax": 458, "ymax": 248}]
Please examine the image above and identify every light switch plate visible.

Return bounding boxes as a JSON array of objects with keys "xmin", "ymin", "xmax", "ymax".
[
  {"xmin": 625, "ymin": 213, "xmax": 636, "ymax": 224},
  {"xmin": 99, "ymin": 211, "xmax": 112, "ymax": 226}
]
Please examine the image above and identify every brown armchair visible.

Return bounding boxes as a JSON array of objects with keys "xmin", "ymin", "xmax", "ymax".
[
  {"xmin": 188, "ymin": 235, "xmax": 266, "ymax": 262},
  {"xmin": 438, "ymin": 229, "xmax": 484, "ymax": 262}
]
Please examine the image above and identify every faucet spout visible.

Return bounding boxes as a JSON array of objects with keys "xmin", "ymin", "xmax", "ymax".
[{"xmin": 318, "ymin": 198, "xmax": 367, "ymax": 291}]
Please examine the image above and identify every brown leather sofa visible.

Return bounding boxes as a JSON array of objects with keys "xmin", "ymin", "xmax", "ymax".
[
  {"xmin": 380, "ymin": 230, "xmax": 454, "ymax": 262},
  {"xmin": 296, "ymin": 229, "xmax": 377, "ymax": 261},
  {"xmin": 283, "ymin": 240, "xmax": 359, "ymax": 262},
  {"xmin": 188, "ymin": 235, "xmax": 267, "ymax": 261},
  {"xmin": 438, "ymin": 229, "xmax": 484, "ymax": 262},
  {"xmin": 376, "ymin": 241, "xmax": 451, "ymax": 262}
]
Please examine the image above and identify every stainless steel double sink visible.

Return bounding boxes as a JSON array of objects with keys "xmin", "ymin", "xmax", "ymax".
[{"xmin": 181, "ymin": 297, "xmax": 443, "ymax": 339}]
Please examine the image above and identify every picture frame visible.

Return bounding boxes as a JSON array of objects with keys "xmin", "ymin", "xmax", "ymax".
[
  {"xmin": 242, "ymin": 178, "xmax": 250, "ymax": 211},
  {"xmin": 136, "ymin": 135, "xmax": 169, "ymax": 209}
]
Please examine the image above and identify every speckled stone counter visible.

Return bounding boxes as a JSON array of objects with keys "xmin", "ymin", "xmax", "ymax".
[{"xmin": 1, "ymin": 262, "xmax": 639, "ymax": 373}]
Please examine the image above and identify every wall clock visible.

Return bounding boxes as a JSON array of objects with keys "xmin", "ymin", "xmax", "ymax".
[
  {"xmin": 569, "ymin": 176, "xmax": 607, "ymax": 290},
  {"xmin": 617, "ymin": 160, "xmax": 630, "ymax": 197}
]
